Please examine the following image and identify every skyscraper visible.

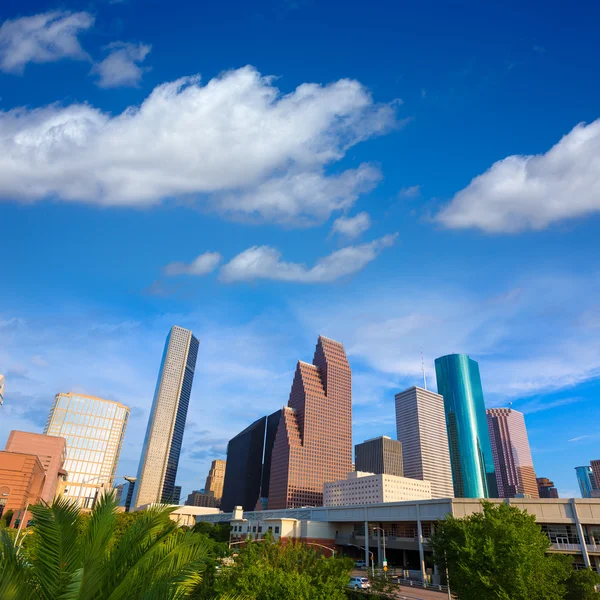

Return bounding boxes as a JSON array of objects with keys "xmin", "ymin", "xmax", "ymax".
[
  {"xmin": 133, "ymin": 326, "xmax": 199, "ymax": 508},
  {"xmin": 435, "ymin": 354, "xmax": 497, "ymax": 498},
  {"xmin": 537, "ymin": 477, "xmax": 559, "ymax": 498},
  {"xmin": 204, "ymin": 459, "xmax": 226, "ymax": 502},
  {"xmin": 268, "ymin": 336, "xmax": 352, "ymax": 510},
  {"xmin": 221, "ymin": 416, "xmax": 268, "ymax": 512},
  {"xmin": 591, "ymin": 461, "xmax": 600, "ymax": 494},
  {"xmin": 355, "ymin": 436, "xmax": 403, "ymax": 477},
  {"xmin": 44, "ymin": 392, "xmax": 129, "ymax": 508},
  {"xmin": 486, "ymin": 408, "xmax": 539, "ymax": 498},
  {"xmin": 259, "ymin": 409, "xmax": 282, "ymax": 509},
  {"xmin": 395, "ymin": 386, "xmax": 454, "ymax": 498},
  {"xmin": 0, "ymin": 374, "xmax": 5, "ymax": 406},
  {"xmin": 575, "ymin": 466, "xmax": 598, "ymax": 499}
]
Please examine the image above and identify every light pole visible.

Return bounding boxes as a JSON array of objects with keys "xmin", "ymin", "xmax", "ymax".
[
  {"xmin": 372, "ymin": 526, "xmax": 387, "ymax": 573},
  {"xmin": 347, "ymin": 543, "xmax": 375, "ymax": 578}
]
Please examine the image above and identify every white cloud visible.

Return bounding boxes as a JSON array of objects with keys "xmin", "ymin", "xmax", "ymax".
[
  {"xmin": 92, "ymin": 42, "xmax": 151, "ymax": 88},
  {"xmin": 0, "ymin": 66, "xmax": 397, "ymax": 226},
  {"xmin": 220, "ymin": 234, "xmax": 397, "ymax": 283},
  {"xmin": 398, "ymin": 185, "xmax": 421, "ymax": 198},
  {"xmin": 437, "ymin": 119, "xmax": 600, "ymax": 232},
  {"xmin": 0, "ymin": 11, "xmax": 94, "ymax": 74},
  {"xmin": 164, "ymin": 252, "xmax": 222, "ymax": 277},
  {"xmin": 331, "ymin": 211, "xmax": 371, "ymax": 238}
]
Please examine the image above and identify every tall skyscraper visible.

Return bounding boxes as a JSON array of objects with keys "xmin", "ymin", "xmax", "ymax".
[
  {"xmin": 575, "ymin": 466, "xmax": 598, "ymax": 499},
  {"xmin": 395, "ymin": 386, "xmax": 454, "ymax": 498},
  {"xmin": 0, "ymin": 374, "xmax": 5, "ymax": 406},
  {"xmin": 268, "ymin": 336, "xmax": 352, "ymax": 510},
  {"xmin": 259, "ymin": 409, "xmax": 282, "ymax": 509},
  {"xmin": 133, "ymin": 326, "xmax": 199, "ymax": 508},
  {"xmin": 591, "ymin": 461, "xmax": 600, "ymax": 494},
  {"xmin": 221, "ymin": 416, "xmax": 268, "ymax": 512},
  {"xmin": 355, "ymin": 436, "xmax": 403, "ymax": 477},
  {"xmin": 44, "ymin": 392, "xmax": 129, "ymax": 508},
  {"xmin": 204, "ymin": 459, "xmax": 226, "ymax": 502},
  {"xmin": 119, "ymin": 479, "xmax": 136, "ymax": 512},
  {"xmin": 486, "ymin": 408, "xmax": 539, "ymax": 498},
  {"xmin": 435, "ymin": 354, "xmax": 497, "ymax": 498},
  {"xmin": 537, "ymin": 477, "xmax": 559, "ymax": 498}
]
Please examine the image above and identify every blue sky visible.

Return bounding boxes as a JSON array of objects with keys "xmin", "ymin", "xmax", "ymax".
[{"xmin": 1, "ymin": 0, "xmax": 599, "ymax": 500}]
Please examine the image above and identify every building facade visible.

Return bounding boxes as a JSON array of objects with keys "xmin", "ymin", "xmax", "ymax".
[
  {"xmin": 268, "ymin": 336, "xmax": 352, "ymax": 510},
  {"xmin": 5, "ymin": 431, "xmax": 67, "ymax": 504},
  {"xmin": 537, "ymin": 477, "xmax": 559, "ymax": 498},
  {"xmin": 355, "ymin": 436, "xmax": 403, "ymax": 477},
  {"xmin": 435, "ymin": 354, "xmax": 497, "ymax": 498},
  {"xmin": 221, "ymin": 416, "xmax": 268, "ymax": 512},
  {"xmin": 395, "ymin": 386, "xmax": 454, "ymax": 499},
  {"xmin": 186, "ymin": 490, "xmax": 219, "ymax": 507},
  {"xmin": 576, "ymin": 466, "xmax": 598, "ymax": 499},
  {"xmin": 0, "ymin": 374, "xmax": 5, "ymax": 406},
  {"xmin": 260, "ymin": 409, "xmax": 282, "ymax": 509},
  {"xmin": 133, "ymin": 326, "xmax": 199, "ymax": 508},
  {"xmin": 119, "ymin": 479, "xmax": 136, "ymax": 512},
  {"xmin": 324, "ymin": 471, "xmax": 432, "ymax": 506},
  {"xmin": 204, "ymin": 459, "xmax": 226, "ymax": 502},
  {"xmin": 486, "ymin": 408, "xmax": 538, "ymax": 498},
  {"xmin": 591, "ymin": 462, "xmax": 600, "ymax": 495},
  {"xmin": 44, "ymin": 392, "xmax": 129, "ymax": 508},
  {"xmin": 0, "ymin": 451, "xmax": 46, "ymax": 527}
]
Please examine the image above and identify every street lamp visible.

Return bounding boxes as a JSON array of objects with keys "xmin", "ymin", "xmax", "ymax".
[
  {"xmin": 346, "ymin": 543, "xmax": 375, "ymax": 577},
  {"xmin": 372, "ymin": 526, "xmax": 387, "ymax": 574}
]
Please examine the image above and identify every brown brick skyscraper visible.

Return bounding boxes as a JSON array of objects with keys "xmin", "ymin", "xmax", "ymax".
[{"xmin": 268, "ymin": 336, "xmax": 352, "ymax": 509}]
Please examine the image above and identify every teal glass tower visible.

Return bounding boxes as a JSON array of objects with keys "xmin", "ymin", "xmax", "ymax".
[
  {"xmin": 575, "ymin": 466, "xmax": 597, "ymax": 499},
  {"xmin": 435, "ymin": 354, "xmax": 498, "ymax": 498}
]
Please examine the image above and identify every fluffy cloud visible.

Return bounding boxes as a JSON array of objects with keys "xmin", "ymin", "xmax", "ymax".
[
  {"xmin": 0, "ymin": 11, "xmax": 94, "ymax": 74},
  {"xmin": 0, "ymin": 66, "xmax": 397, "ymax": 225},
  {"xmin": 437, "ymin": 119, "xmax": 600, "ymax": 232},
  {"xmin": 219, "ymin": 234, "xmax": 397, "ymax": 283},
  {"xmin": 92, "ymin": 41, "xmax": 151, "ymax": 88},
  {"xmin": 398, "ymin": 185, "xmax": 421, "ymax": 198},
  {"xmin": 331, "ymin": 211, "xmax": 371, "ymax": 238},
  {"xmin": 164, "ymin": 252, "xmax": 222, "ymax": 276}
]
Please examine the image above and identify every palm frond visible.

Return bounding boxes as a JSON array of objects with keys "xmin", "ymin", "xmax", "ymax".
[{"xmin": 0, "ymin": 529, "xmax": 35, "ymax": 600}]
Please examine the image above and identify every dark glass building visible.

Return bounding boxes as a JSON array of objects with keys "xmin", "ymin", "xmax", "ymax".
[
  {"xmin": 355, "ymin": 436, "xmax": 403, "ymax": 477},
  {"xmin": 575, "ymin": 466, "xmax": 597, "ymax": 499},
  {"xmin": 435, "ymin": 353, "xmax": 497, "ymax": 498}
]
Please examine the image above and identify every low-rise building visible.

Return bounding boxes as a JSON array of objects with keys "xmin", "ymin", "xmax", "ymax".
[
  {"xmin": 135, "ymin": 502, "xmax": 220, "ymax": 527},
  {"xmin": 186, "ymin": 490, "xmax": 219, "ymax": 508},
  {"xmin": 324, "ymin": 471, "xmax": 432, "ymax": 506}
]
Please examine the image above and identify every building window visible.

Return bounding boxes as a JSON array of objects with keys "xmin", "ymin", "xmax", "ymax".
[{"xmin": 275, "ymin": 526, "xmax": 280, "ymax": 534}]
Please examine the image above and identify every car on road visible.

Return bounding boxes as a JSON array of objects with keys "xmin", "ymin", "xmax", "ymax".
[
  {"xmin": 347, "ymin": 576, "xmax": 371, "ymax": 590},
  {"xmin": 355, "ymin": 559, "xmax": 367, "ymax": 568}
]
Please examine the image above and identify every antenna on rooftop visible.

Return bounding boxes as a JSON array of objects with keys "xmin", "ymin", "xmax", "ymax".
[{"xmin": 421, "ymin": 348, "xmax": 427, "ymax": 390}]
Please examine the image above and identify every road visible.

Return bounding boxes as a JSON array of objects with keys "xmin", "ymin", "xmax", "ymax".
[{"xmin": 393, "ymin": 586, "xmax": 449, "ymax": 600}]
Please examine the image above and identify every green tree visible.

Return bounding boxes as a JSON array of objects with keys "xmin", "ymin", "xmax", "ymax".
[
  {"xmin": 430, "ymin": 501, "xmax": 572, "ymax": 600},
  {"xmin": 0, "ymin": 493, "xmax": 218, "ymax": 600},
  {"xmin": 192, "ymin": 521, "xmax": 232, "ymax": 543},
  {"xmin": 212, "ymin": 534, "xmax": 353, "ymax": 600},
  {"xmin": 565, "ymin": 567, "xmax": 600, "ymax": 600}
]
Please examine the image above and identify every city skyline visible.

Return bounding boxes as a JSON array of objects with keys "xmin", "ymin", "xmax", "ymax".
[{"xmin": 2, "ymin": 0, "xmax": 600, "ymax": 501}]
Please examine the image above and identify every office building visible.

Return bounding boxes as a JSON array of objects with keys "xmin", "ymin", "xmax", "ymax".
[
  {"xmin": 186, "ymin": 490, "xmax": 219, "ymax": 507},
  {"xmin": 591, "ymin": 461, "xmax": 600, "ymax": 494},
  {"xmin": 0, "ymin": 451, "xmax": 46, "ymax": 526},
  {"xmin": 133, "ymin": 326, "xmax": 199, "ymax": 508},
  {"xmin": 355, "ymin": 436, "xmax": 403, "ymax": 477},
  {"xmin": 269, "ymin": 336, "xmax": 352, "ymax": 510},
  {"xmin": 537, "ymin": 477, "xmax": 559, "ymax": 499},
  {"xmin": 5, "ymin": 431, "xmax": 67, "ymax": 503},
  {"xmin": 114, "ymin": 483, "xmax": 125, "ymax": 504},
  {"xmin": 486, "ymin": 408, "xmax": 539, "ymax": 498},
  {"xmin": 204, "ymin": 459, "xmax": 226, "ymax": 502},
  {"xmin": 221, "ymin": 416, "xmax": 268, "ymax": 512},
  {"xmin": 324, "ymin": 471, "xmax": 432, "ymax": 506},
  {"xmin": 44, "ymin": 392, "xmax": 129, "ymax": 508},
  {"xmin": 576, "ymin": 466, "xmax": 598, "ymax": 499},
  {"xmin": 0, "ymin": 374, "xmax": 4, "ymax": 406},
  {"xmin": 435, "ymin": 354, "xmax": 497, "ymax": 498},
  {"xmin": 119, "ymin": 479, "xmax": 136, "ymax": 512},
  {"xmin": 260, "ymin": 409, "xmax": 282, "ymax": 509},
  {"xmin": 395, "ymin": 386, "xmax": 454, "ymax": 499}
]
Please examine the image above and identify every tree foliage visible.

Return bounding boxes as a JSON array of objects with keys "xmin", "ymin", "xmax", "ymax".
[
  {"xmin": 565, "ymin": 567, "xmax": 600, "ymax": 600},
  {"xmin": 192, "ymin": 521, "xmax": 232, "ymax": 544},
  {"xmin": 430, "ymin": 501, "xmax": 573, "ymax": 600},
  {"xmin": 211, "ymin": 533, "xmax": 353, "ymax": 600},
  {"xmin": 0, "ymin": 493, "xmax": 215, "ymax": 600},
  {"xmin": 2, "ymin": 509, "xmax": 14, "ymax": 528}
]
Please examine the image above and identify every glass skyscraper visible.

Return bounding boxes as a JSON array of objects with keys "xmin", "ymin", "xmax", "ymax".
[
  {"xmin": 575, "ymin": 466, "xmax": 597, "ymax": 499},
  {"xmin": 435, "ymin": 354, "xmax": 497, "ymax": 498},
  {"xmin": 132, "ymin": 326, "xmax": 199, "ymax": 508},
  {"xmin": 44, "ymin": 392, "xmax": 130, "ymax": 508}
]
